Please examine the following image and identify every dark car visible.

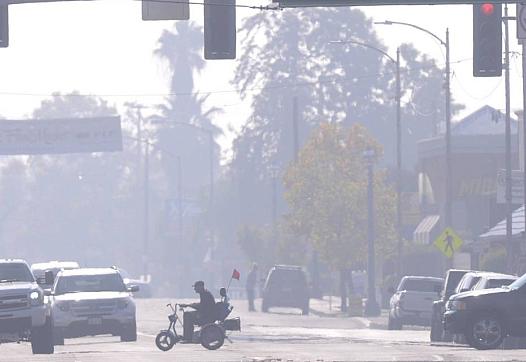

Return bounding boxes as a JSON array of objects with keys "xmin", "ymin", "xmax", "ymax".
[
  {"xmin": 261, "ymin": 265, "xmax": 310, "ymax": 315},
  {"xmin": 444, "ymin": 272, "xmax": 526, "ymax": 350},
  {"xmin": 430, "ymin": 269, "xmax": 470, "ymax": 342}
]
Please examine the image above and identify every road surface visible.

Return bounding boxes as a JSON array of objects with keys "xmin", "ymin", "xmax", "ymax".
[{"xmin": 2, "ymin": 298, "xmax": 525, "ymax": 361}]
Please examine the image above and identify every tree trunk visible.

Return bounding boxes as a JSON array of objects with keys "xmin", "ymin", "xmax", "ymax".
[{"xmin": 340, "ymin": 268, "xmax": 348, "ymax": 312}]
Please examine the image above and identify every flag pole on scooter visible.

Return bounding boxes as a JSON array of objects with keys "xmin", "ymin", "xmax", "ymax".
[{"xmin": 227, "ymin": 269, "xmax": 240, "ymax": 293}]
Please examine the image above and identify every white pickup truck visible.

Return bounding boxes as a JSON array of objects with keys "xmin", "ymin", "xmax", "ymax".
[
  {"xmin": 388, "ymin": 276, "xmax": 444, "ymax": 330},
  {"xmin": 0, "ymin": 259, "xmax": 54, "ymax": 354}
]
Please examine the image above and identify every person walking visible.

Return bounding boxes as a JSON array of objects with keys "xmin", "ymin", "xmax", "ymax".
[{"xmin": 246, "ymin": 263, "xmax": 258, "ymax": 312}]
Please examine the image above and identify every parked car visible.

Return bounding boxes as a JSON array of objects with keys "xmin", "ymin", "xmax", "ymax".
[
  {"xmin": 31, "ymin": 261, "xmax": 80, "ymax": 291},
  {"xmin": 50, "ymin": 268, "xmax": 138, "ymax": 345},
  {"xmin": 261, "ymin": 265, "xmax": 310, "ymax": 315},
  {"xmin": 471, "ymin": 273, "xmax": 517, "ymax": 290},
  {"xmin": 430, "ymin": 269, "xmax": 470, "ymax": 342},
  {"xmin": 116, "ymin": 268, "xmax": 152, "ymax": 299},
  {"xmin": 0, "ymin": 259, "xmax": 54, "ymax": 354},
  {"xmin": 388, "ymin": 276, "xmax": 444, "ymax": 330},
  {"xmin": 444, "ymin": 272, "xmax": 526, "ymax": 350}
]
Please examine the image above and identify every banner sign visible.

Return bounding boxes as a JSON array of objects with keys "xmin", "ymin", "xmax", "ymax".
[{"xmin": 0, "ymin": 116, "xmax": 122, "ymax": 155}]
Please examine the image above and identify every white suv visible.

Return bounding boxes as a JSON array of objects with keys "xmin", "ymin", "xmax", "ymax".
[
  {"xmin": 50, "ymin": 268, "xmax": 137, "ymax": 344},
  {"xmin": 0, "ymin": 259, "xmax": 53, "ymax": 354}
]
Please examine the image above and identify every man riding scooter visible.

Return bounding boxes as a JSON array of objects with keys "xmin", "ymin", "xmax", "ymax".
[{"xmin": 180, "ymin": 280, "xmax": 216, "ymax": 342}]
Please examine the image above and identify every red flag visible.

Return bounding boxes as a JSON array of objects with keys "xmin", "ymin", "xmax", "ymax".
[{"xmin": 232, "ymin": 269, "xmax": 240, "ymax": 280}]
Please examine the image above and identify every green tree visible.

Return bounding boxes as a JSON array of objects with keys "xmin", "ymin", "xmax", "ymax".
[{"xmin": 283, "ymin": 122, "xmax": 396, "ymax": 306}]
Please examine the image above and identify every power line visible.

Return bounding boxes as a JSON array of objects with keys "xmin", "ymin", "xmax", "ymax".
[
  {"xmin": 137, "ymin": 0, "xmax": 280, "ymax": 11},
  {"xmin": 0, "ymin": 60, "xmax": 470, "ymax": 100}
]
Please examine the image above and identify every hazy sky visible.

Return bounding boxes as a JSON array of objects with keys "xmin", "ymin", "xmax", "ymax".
[{"xmin": 0, "ymin": 1, "xmax": 523, "ymax": 161}]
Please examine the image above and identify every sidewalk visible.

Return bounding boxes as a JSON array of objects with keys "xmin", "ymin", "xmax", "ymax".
[{"xmin": 309, "ymin": 296, "xmax": 389, "ymax": 329}]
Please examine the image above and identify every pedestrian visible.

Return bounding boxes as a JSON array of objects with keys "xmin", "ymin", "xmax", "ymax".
[{"xmin": 246, "ymin": 263, "xmax": 258, "ymax": 312}]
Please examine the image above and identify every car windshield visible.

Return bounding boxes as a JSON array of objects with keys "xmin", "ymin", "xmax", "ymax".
[
  {"xmin": 0, "ymin": 263, "xmax": 34, "ymax": 283},
  {"xmin": 54, "ymin": 273, "xmax": 126, "ymax": 295},
  {"xmin": 508, "ymin": 273, "xmax": 526, "ymax": 290},
  {"xmin": 399, "ymin": 279, "xmax": 442, "ymax": 292},
  {"xmin": 268, "ymin": 270, "xmax": 306, "ymax": 287}
]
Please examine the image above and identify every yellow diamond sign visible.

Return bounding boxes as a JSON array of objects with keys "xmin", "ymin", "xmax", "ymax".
[{"xmin": 434, "ymin": 227, "xmax": 463, "ymax": 258}]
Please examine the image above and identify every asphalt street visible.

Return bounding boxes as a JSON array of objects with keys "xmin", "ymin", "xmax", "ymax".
[{"xmin": 2, "ymin": 298, "xmax": 526, "ymax": 361}]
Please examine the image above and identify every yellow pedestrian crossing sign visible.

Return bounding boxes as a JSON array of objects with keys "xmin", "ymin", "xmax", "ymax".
[{"xmin": 434, "ymin": 227, "xmax": 463, "ymax": 258}]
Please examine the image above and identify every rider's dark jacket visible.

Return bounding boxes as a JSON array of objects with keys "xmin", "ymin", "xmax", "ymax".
[{"xmin": 197, "ymin": 289, "xmax": 216, "ymax": 324}]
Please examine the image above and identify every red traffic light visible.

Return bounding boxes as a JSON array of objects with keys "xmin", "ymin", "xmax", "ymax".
[{"xmin": 481, "ymin": 3, "xmax": 495, "ymax": 15}]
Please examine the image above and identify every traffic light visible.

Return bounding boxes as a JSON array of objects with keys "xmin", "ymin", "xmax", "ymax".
[
  {"xmin": 204, "ymin": 0, "xmax": 236, "ymax": 60},
  {"xmin": 473, "ymin": 3, "xmax": 502, "ymax": 77},
  {"xmin": 0, "ymin": 5, "xmax": 8, "ymax": 48}
]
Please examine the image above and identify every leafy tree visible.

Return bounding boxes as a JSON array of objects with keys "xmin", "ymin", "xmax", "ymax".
[{"xmin": 283, "ymin": 122, "xmax": 396, "ymax": 306}]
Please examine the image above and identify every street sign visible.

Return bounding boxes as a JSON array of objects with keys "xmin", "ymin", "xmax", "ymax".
[
  {"xmin": 496, "ymin": 169, "xmax": 523, "ymax": 204},
  {"xmin": 0, "ymin": 116, "xmax": 122, "ymax": 155},
  {"xmin": 433, "ymin": 227, "xmax": 463, "ymax": 258},
  {"xmin": 274, "ymin": 0, "xmax": 516, "ymax": 7},
  {"xmin": 518, "ymin": 3, "xmax": 526, "ymax": 41},
  {"xmin": 142, "ymin": 0, "xmax": 189, "ymax": 20}
]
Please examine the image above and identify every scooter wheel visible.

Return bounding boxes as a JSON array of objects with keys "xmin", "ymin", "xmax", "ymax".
[
  {"xmin": 200, "ymin": 324, "xmax": 225, "ymax": 350},
  {"xmin": 155, "ymin": 330, "xmax": 176, "ymax": 351}
]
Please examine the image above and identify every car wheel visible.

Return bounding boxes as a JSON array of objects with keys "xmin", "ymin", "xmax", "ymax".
[
  {"xmin": 466, "ymin": 314, "xmax": 504, "ymax": 350},
  {"xmin": 261, "ymin": 300, "xmax": 269, "ymax": 313},
  {"xmin": 430, "ymin": 313, "xmax": 444, "ymax": 342},
  {"xmin": 31, "ymin": 317, "xmax": 54, "ymax": 354},
  {"xmin": 53, "ymin": 328, "xmax": 65, "ymax": 346},
  {"xmin": 388, "ymin": 316, "xmax": 402, "ymax": 330},
  {"xmin": 120, "ymin": 319, "xmax": 137, "ymax": 342}
]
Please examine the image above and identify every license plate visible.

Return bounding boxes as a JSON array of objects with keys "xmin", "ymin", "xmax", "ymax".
[{"xmin": 88, "ymin": 318, "xmax": 102, "ymax": 325}]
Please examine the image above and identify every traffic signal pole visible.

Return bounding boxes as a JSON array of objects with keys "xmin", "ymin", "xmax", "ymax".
[{"xmin": 504, "ymin": 4, "xmax": 513, "ymax": 273}]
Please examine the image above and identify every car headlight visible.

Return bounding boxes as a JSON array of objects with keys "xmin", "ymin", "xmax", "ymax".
[
  {"xmin": 447, "ymin": 300, "xmax": 467, "ymax": 311},
  {"xmin": 29, "ymin": 290, "xmax": 43, "ymax": 306},
  {"xmin": 56, "ymin": 301, "xmax": 70, "ymax": 312}
]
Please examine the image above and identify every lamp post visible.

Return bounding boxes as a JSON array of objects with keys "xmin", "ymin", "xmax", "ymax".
[
  {"xmin": 152, "ymin": 120, "xmax": 215, "ymax": 246},
  {"xmin": 363, "ymin": 148, "xmax": 381, "ymax": 317},
  {"xmin": 330, "ymin": 39, "xmax": 403, "ymax": 279},
  {"xmin": 375, "ymin": 21, "xmax": 452, "ymax": 234}
]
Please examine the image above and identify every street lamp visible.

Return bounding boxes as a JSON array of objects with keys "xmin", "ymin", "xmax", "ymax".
[
  {"xmin": 363, "ymin": 148, "xmax": 381, "ymax": 317},
  {"xmin": 375, "ymin": 21, "xmax": 452, "ymax": 235},
  {"xmin": 151, "ymin": 120, "xmax": 216, "ymax": 242},
  {"xmin": 330, "ymin": 39, "xmax": 403, "ymax": 279}
]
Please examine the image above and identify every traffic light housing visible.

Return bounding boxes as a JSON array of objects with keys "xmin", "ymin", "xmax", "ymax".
[
  {"xmin": 0, "ymin": 5, "xmax": 8, "ymax": 48},
  {"xmin": 473, "ymin": 3, "xmax": 502, "ymax": 77},
  {"xmin": 204, "ymin": 0, "xmax": 236, "ymax": 60}
]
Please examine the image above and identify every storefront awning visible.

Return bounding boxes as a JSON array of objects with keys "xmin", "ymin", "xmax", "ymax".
[
  {"xmin": 413, "ymin": 215, "xmax": 440, "ymax": 244},
  {"xmin": 478, "ymin": 205, "xmax": 525, "ymax": 242}
]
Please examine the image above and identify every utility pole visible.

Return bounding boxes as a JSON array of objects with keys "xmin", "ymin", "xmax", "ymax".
[
  {"xmin": 177, "ymin": 156, "xmax": 183, "ymax": 248},
  {"xmin": 143, "ymin": 141, "xmax": 150, "ymax": 277},
  {"xmin": 522, "ymin": 33, "xmax": 526, "ymax": 262},
  {"xmin": 445, "ymin": 28, "xmax": 452, "ymax": 232},
  {"xmin": 504, "ymin": 4, "xmax": 513, "ymax": 273},
  {"xmin": 395, "ymin": 47, "xmax": 403, "ymax": 279},
  {"xmin": 364, "ymin": 148, "xmax": 380, "ymax": 317}
]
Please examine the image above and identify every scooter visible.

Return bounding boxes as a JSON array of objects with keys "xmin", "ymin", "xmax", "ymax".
[{"xmin": 155, "ymin": 288, "xmax": 241, "ymax": 351}]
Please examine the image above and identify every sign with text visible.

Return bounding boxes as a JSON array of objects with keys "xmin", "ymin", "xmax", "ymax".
[
  {"xmin": 275, "ymin": 0, "xmax": 513, "ymax": 7},
  {"xmin": 142, "ymin": 0, "xmax": 189, "ymax": 20},
  {"xmin": 0, "ymin": 117, "xmax": 122, "ymax": 155}
]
